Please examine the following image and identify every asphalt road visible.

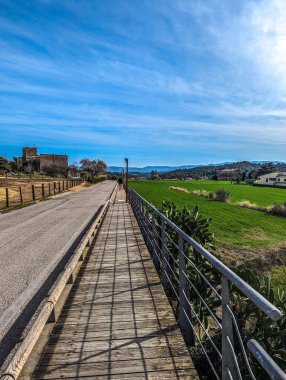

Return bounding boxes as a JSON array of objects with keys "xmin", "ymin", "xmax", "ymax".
[{"xmin": 0, "ymin": 180, "xmax": 115, "ymax": 348}]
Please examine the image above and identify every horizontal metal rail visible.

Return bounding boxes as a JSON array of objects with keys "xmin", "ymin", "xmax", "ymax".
[{"xmin": 127, "ymin": 187, "xmax": 285, "ymax": 380}]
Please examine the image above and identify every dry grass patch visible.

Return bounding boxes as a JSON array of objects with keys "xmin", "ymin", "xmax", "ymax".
[
  {"xmin": 237, "ymin": 200, "xmax": 267, "ymax": 212},
  {"xmin": 191, "ymin": 189, "xmax": 210, "ymax": 198},
  {"xmin": 169, "ymin": 186, "xmax": 190, "ymax": 193}
]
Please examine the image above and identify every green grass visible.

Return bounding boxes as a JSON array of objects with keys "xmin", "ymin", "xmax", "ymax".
[{"xmin": 129, "ymin": 180, "xmax": 286, "ymax": 251}]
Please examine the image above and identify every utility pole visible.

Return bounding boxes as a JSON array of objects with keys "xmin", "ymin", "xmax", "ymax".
[{"xmin": 124, "ymin": 158, "xmax": 128, "ymax": 203}]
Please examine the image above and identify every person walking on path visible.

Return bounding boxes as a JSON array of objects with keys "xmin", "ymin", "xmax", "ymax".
[{"xmin": 117, "ymin": 177, "xmax": 123, "ymax": 190}]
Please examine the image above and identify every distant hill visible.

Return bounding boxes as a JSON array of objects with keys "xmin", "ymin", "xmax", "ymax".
[
  {"xmin": 108, "ymin": 161, "xmax": 285, "ymax": 174},
  {"xmin": 108, "ymin": 165, "xmax": 198, "ymax": 173},
  {"xmin": 160, "ymin": 161, "xmax": 286, "ymax": 179}
]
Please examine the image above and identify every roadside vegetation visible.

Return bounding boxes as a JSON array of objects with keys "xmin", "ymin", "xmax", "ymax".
[{"xmin": 160, "ymin": 201, "xmax": 286, "ymax": 378}]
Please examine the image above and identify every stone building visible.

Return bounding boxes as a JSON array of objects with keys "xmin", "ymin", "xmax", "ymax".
[
  {"xmin": 40, "ymin": 154, "xmax": 68, "ymax": 175},
  {"xmin": 22, "ymin": 147, "xmax": 68, "ymax": 175}
]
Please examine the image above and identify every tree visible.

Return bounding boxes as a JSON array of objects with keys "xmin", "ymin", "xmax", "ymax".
[
  {"xmin": 0, "ymin": 156, "xmax": 11, "ymax": 171},
  {"xmin": 151, "ymin": 170, "xmax": 160, "ymax": 180},
  {"xmin": 257, "ymin": 163, "xmax": 277, "ymax": 176},
  {"xmin": 10, "ymin": 157, "xmax": 23, "ymax": 172},
  {"xmin": 80, "ymin": 158, "xmax": 107, "ymax": 176}
]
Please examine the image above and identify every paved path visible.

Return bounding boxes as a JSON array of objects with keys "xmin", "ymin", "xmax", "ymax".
[
  {"xmin": 31, "ymin": 189, "xmax": 198, "ymax": 379},
  {"xmin": 0, "ymin": 181, "xmax": 115, "ymax": 343}
]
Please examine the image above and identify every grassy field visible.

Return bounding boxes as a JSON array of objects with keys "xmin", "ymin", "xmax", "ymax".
[{"xmin": 129, "ymin": 180, "xmax": 286, "ymax": 253}]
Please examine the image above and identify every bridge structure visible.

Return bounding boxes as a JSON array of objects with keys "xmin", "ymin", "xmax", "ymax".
[{"xmin": 0, "ymin": 185, "xmax": 285, "ymax": 380}]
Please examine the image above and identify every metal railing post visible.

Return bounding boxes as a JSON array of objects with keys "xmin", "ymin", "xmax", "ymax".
[
  {"xmin": 161, "ymin": 219, "xmax": 170, "ymax": 291},
  {"xmin": 222, "ymin": 275, "xmax": 238, "ymax": 380},
  {"xmin": 178, "ymin": 234, "xmax": 194, "ymax": 346},
  {"xmin": 152, "ymin": 211, "xmax": 160, "ymax": 270}
]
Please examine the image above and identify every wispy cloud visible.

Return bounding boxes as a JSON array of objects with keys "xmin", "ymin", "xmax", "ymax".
[{"xmin": 1, "ymin": 0, "xmax": 286, "ymax": 165}]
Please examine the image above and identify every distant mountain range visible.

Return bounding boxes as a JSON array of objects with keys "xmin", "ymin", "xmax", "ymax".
[{"xmin": 108, "ymin": 161, "xmax": 284, "ymax": 174}]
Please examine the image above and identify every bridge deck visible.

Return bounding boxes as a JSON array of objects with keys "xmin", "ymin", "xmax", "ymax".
[{"xmin": 31, "ymin": 190, "xmax": 198, "ymax": 379}]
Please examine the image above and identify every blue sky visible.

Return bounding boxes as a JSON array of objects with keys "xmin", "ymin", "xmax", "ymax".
[{"xmin": 1, "ymin": 0, "xmax": 286, "ymax": 166}]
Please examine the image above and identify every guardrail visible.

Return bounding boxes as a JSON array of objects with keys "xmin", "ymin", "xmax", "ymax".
[
  {"xmin": 127, "ymin": 187, "xmax": 286, "ymax": 380},
  {"xmin": 0, "ymin": 188, "xmax": 114, "ymax": 380}
]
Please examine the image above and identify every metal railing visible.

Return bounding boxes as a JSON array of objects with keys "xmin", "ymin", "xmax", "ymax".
[{"xmin": 127, "ymin": 187, "xmax": 286, "ymax": 380}]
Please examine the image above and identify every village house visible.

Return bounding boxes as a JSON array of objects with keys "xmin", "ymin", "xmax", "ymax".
[
  {"xmin": 218, "ymin": 168, "xmax": 241, "ymax": 181},
  {"xmin": 256, "ymin": 172, "xmax": 286, "ymax": 187}
]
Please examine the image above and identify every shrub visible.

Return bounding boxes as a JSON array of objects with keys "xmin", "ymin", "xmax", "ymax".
[
  {"xmin": 160, "ymin": 200, "xmax": 285, "ymax": 377},
  {"xmin": 214, "ymin": 188, "xmax": 230, "ymax": 202},
  {"xmin": 92, "ymin": 176, "xmax": 106, "ymax": 184},
  {"xmin": 268, "ymin": 202, "xmax": 286, "ymax": 217}
]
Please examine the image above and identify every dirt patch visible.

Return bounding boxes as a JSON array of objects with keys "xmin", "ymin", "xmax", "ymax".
[{"xmin": 219, "ymin": 245, "xmax": 286, "ymax": 275}]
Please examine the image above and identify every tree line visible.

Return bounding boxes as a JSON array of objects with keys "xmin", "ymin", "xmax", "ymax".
[{"xmin": 0, "ymin": 155, "xmax": 107, "ymax": 178}]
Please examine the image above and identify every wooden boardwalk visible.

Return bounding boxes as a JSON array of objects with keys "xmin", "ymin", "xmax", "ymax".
[{"xmin": 31, "ymin": 190, "xmax": 198, "ymax": 379}]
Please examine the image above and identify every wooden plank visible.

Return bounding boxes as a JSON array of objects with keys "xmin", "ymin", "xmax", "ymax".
[{"xmin": 30, "ymin": 191, "xmax": 198, "ymax": 380}]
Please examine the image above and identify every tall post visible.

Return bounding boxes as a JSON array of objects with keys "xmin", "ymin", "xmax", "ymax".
[
  {"xmin": 49, "ymin": 183, "xmax": 51, "ymax": 196},
  {"xmin": 161, "ymin": 219, "xmax": 170, "ymax": 291},
  {"xmin": 178, "ymin": 235, "xmax": 194, "ymax": 346},
  {"xmin": 42, "ymin": 183, "xmax": 45, "ymax": 198},
  {"xmin": 152, "ymin": 211, "xmax": 160, "ymax": 271},
  {"xmin": 58, "ymin": 181, "xmax": 60, "ymax": 193},
  {"xmin": 125, "ymin": 158, "xmax": 128, "ymax": 203},
  {"xmin": 54, "ymin": 182, "xmax": 56, "ymax": 194},
  {"xmin": 6, "ymin": 188, "xmax": 9, "ymax": 208},
  {"xmin": 221, "ymin": 275, "xmax": 238, "ymax": 380}
]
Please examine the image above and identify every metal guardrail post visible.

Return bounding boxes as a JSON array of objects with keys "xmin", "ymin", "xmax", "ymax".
[
  {"xmin": 161, "ymin": 219, "xmax": 170, "ymax": 291},
  {"xmin": 178, "ymin": 235, "xmax": 194, "ymax": 346},
  {"xmin": 222, "ymin": 275, "xmax": 238, "ymax": 380},
  {"xmin": 152, "ymin": 211, "xmax": 160, "ymax": 270}
]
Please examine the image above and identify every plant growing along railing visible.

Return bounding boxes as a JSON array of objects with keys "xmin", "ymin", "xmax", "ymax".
[{"xmin": 127, "ymin": 187, "xmax": 286, "ymax": 380}]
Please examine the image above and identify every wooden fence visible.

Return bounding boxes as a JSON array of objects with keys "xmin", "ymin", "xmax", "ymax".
[{"xmin": 0, "ymin": 179, "xmax": 83, "ymax": 210}]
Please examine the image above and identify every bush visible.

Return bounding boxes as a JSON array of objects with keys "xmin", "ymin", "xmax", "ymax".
[
  {"xmin": 214, "ymin": 188, "xmax": 230, "ymax": 202},
  {"xmin": 160, "ymin": 200, "xmax": 285, "ymax": 378},
  {"xmin": 92, "ymin": 176, "xmax": 106, "ymax": 184},
  {"xmin": 268, "ymin": 202, "xmax": 286, "ymax": 217}
]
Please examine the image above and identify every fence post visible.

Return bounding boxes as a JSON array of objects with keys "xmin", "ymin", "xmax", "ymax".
[
  {"xmin": 62, "ymin": 180, "xmax": 64, "ymax": 191},
  {"xmin": 54, "ymin": 182, "xmax": 56, "ymax": 194},
  {"xmin": 19, "ymin": 186, "xmax": 23, "ymax": 204},
  {"xmin": 178, "ymin": 234, "xmax": 194, "ymax": 346},
  {"xmin": 58, "ymin": 181, "xmax": 60, "ymax": 193},
  {"xmin": 32, "ymin": 185, "xmax": 35, "ymax": 201},
  {"xmin": 152, "ymin": 211, "xmax": 160, "ymax": 271},
  {"xmin": 145, "ymin": 206, "xmax": 151, "ymax": 251},
  {"xmin": 42, "ymin": 183, "xmax": 45, "ymax": 198},
  {"xmin": 161, "ymin": 220, "xmax": 170, "ymax": 291},
  {"xmin": 221, "ymin": 275, "xmax": 238, "ymax": 380},
  {"xmin": 49, "ymin": 183, "xmax": 51, "ymax": 196},
  {"xmin": 6, "ymin": 188, "xmax": 9, "ymax": 208}
]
